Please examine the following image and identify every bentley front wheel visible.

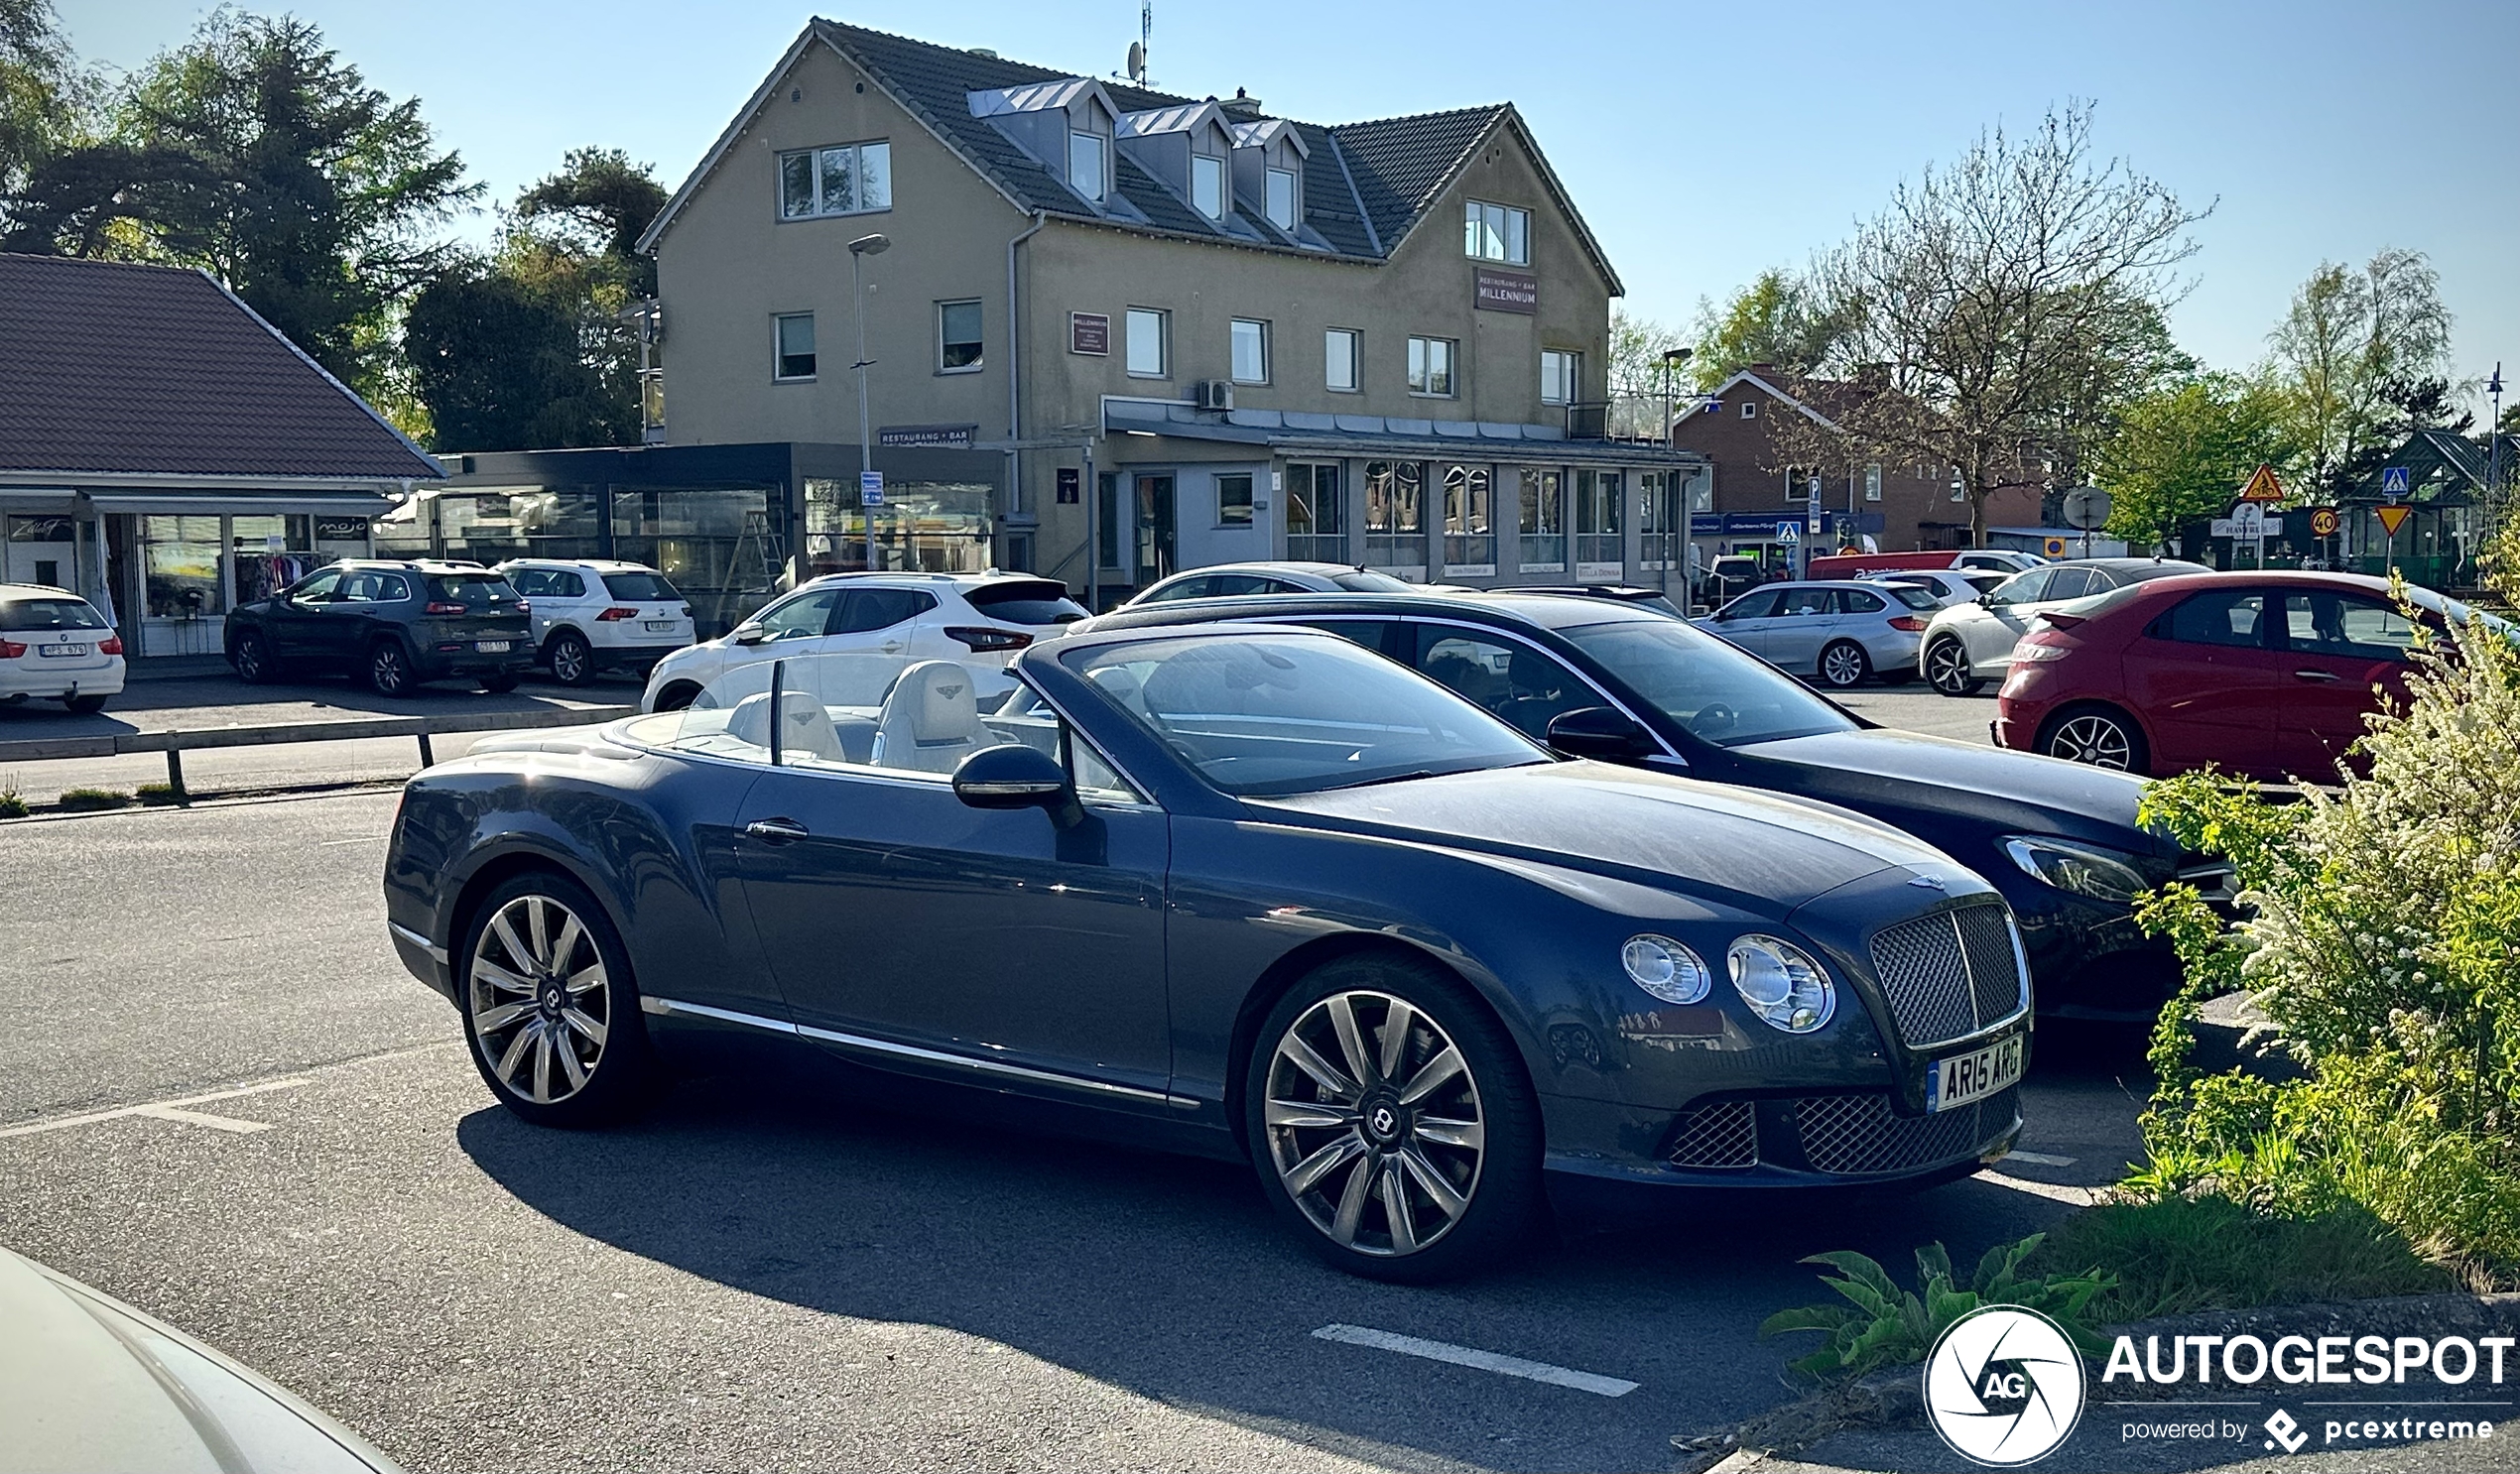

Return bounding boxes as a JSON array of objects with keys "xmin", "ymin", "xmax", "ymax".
[{"xmin": 457, "ymin": 873, "xmax": 656, "ymax": 1126}]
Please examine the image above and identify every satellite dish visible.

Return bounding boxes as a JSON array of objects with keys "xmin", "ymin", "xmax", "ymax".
[
  {"xmin": 2061, "ymin": 486, "xmax": 2112, "ymax": 531},
  {"xmin": 1125, "ymin": 41, "xmax": 1144, "ymax": 81}
]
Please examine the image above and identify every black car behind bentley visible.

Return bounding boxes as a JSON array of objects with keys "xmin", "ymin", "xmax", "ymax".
[
  {"xmin": 1082, "ymin": 590, "xmax": 2230, "ymax": 1023},
  {"xmin": 227, "ymin": 559, "xmax": 535, "ymax": 695},
  {"xmin": 385, "ymin": 628, "xmax": 2030, "ymax": 1280}
]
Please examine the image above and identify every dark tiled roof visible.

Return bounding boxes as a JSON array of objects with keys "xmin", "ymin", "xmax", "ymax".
[
  {"xmin": 1328, "ymin": 106, "xmax": 1508, "ymax": 249},
  {"xmin": 0, "ymin": 254, "xmax": 441, "ymax": 481}
]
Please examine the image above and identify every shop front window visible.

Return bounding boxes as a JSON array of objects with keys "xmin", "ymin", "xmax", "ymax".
[
  {"xmin": 1363, "ymin": 460, "xmax": 1425, "ymax": 572},
  {"xmin": 1575, "ymin": 469, "xmax": 1622, "ymax": 567},
  {"xmin": 230, "ymin": 514, "xmax": 316, "ymax": 605},
  {"xmin": 1518, "ymin": 468, "xmax": 1566, "ymax": 571},
  {"xmin": 612, "ymin": 486, "xmax": 783, "ymax": 639},
  {"xmin": 1442, "ymin": 464, "xmax": 1494, "ymax": 573},
  {"xmin": 1285, "ymin": 461, "xmax": 1344, "ymax": 562},
  {"xmin": 805, "ymin": 478, "xmax": 991, "ymax": 580},
  {"xmin": 142, "ymin": 515, "xmax": 224, "ymax": 621},
  {"xmin": 435, "ymin": 488, "xmax": 603, "ymax": 567},
  {"xmin": 3, "ymin": 514, "xmax": 75, "ymax": 591}
]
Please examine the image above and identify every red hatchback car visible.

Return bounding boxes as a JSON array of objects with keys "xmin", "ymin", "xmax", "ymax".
[{"xmin": 1993, "ymin": 571, "xmax": 2473, "ymax": 782}]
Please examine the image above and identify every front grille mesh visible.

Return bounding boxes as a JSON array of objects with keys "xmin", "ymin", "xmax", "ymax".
[
  {"xmin": 1868, "ymin": 903, "xmax": 2027, "ymax": 1047},
  {"xmin": 1796, "ymin": 1087, "xmax": 2020, "ymax": 1175},
  {"xmin": 1666, "ymin": 1099, "xmax": 1758, "ymax": 1168}
]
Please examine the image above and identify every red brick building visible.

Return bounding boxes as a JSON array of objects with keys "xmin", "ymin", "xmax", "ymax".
[{"xmin": 1670, "ymin": 368, "xmax": 2039, "ymax": 571}]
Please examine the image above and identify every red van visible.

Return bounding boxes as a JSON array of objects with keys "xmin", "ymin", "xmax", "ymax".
[{"xmin": 1804, "ymin": 551, "xmax": 1962, "ymax": 580}]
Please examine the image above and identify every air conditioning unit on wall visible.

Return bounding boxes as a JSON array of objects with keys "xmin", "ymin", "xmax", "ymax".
[{"xmin": 1195, "ymin": 379, "xmax": 1234, "ymax": 412}]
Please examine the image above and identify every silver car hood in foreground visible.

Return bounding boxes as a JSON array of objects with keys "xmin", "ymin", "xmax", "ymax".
[{"xmin": 0, "ymin": 1246, "xmax": 399, "ymax": 1474}]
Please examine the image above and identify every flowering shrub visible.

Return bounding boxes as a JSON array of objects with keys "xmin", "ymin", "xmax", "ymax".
[{"xmin": 2130, "ymin": 602, "xmax": 2520, "ymax": 1276}]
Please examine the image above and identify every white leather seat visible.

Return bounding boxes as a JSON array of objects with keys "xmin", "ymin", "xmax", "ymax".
[
  {"xmin": 724, "ymin": 689, "xmax": 848, "ymax": 763},
  {"xmin": 870, "ymin": 660, "xmax": 986, "ymax": 774}
]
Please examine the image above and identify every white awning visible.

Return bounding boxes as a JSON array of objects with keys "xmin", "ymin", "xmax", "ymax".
[{"xmin": 81, "ymin": 491, "xmax": 396, "ymax": 517}]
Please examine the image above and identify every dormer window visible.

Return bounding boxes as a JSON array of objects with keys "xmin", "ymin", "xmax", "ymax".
[
  {"xmin": 1069, "ymin": 131, "xmax": 1107, "ymax": 200},
  {"xmin": 1192, "ymin": 154, "xmax": 1225, "ymax": 219},
  {"xmin": 1265, "ymin": 168, "xmax": 1296, "ymax": 230}
]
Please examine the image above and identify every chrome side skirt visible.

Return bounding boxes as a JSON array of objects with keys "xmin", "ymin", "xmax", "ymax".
[
  {"xmin": 388, "ymin": 921, "xmax": 448, "ymax": 965},
  {"xmin": 640, "ymin": 994, "xmax": 1196, "ymax": 1109}
]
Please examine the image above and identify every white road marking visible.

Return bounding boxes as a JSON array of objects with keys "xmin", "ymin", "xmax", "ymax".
[
  {"xmin": 1975, "ymin": 1169, "xmax": 2096, "ymax": 1207},
  {"xmin": 2005, "ymin": 1150, "xmax": 2077, "ymax": 1167},
  {"xmin": 130, "ymin": 1106, "xmax": 275, "ymax": 1134},
  {"xmin": 0, "ymin": 1077, "xmax": 309, "ymax": 1140},
  {"xmin": 317, "ymin": 834, "xmax": 388, "ymax": 846},
  {"xmin": 1311, "ymin": 1323, "xmax": 1638, "ymax": 1398}
]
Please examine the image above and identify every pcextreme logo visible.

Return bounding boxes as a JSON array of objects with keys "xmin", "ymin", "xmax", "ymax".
[{"xmin": 1924, "ymin": 1305, "xmax": 2089, "ymax": 1466}]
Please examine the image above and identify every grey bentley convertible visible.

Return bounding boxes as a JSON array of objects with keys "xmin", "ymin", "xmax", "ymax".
[{"xmin": 384, "ymin": 625, "xmax": 2030, "ymax": 1279}]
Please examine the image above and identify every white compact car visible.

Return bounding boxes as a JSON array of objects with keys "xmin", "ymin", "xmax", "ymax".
[
  {"xmin": 495, "ymin": 558, "xmax": 695, "ymax": 686},
  {"xmin": 0, "ymin": 583, "xmax": 124, "ymax": 713},
  {"xmin": 640, "ymin": 570, "xmax": 1088, "ymax": 712},
  {"xmin": 1862, "ymin": 568, "xmax": 2006, "ymax": 607},
  {"xmin": 1919, "ymin": 557, "xmax": 2207, "ymax": 695},
  {"xmin": 1126, "ymin": 561, "xmax": 1415, "ymax": 604}
]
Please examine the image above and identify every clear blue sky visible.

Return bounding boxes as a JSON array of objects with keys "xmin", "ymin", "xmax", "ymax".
[{"xmin": 68, "ymin": 0, "xmax": 2520, "ymax": 410}]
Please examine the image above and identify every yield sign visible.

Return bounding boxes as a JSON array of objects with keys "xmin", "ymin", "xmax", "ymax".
[
  {"xmin": 2239, "ymin": 463, "xmax": 2286, "ymax": 502},
  {"xmin": 2376, "ymin": 504, "xmax": 2414, "ymax": 538}
]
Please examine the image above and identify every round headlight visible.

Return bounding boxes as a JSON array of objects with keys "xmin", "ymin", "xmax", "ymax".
[
  {"xmin": 1726, "ymin": 934, "xmax": 1835, "ymax": 1034},
  {"xmin": 1622, "ymin": 934, "xmax": 1710, "ymax": 1004}
]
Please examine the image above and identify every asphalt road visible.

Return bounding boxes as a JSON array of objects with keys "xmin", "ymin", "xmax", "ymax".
[{"xmin": 0, "ymin": 791, "xmax": 2153, "ymax": 1473}]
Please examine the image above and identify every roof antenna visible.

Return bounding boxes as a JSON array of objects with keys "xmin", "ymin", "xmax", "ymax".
[{"xmin": 1124, "ymin": 1, "xmax": 1150, "ymax": 86}]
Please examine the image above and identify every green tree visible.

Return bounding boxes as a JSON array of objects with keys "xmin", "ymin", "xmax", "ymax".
[
  {"xmin": 2267, "ymin": 249, "xmax": 2453, "ymax": 500},
  {"xmin": 1687, "ymin": 268, "xmax": 1839, "ymax": 391},
  {"xmin": 1605, "ymin": 307, "xmax": 1689, "ymax": 437},
  {"xmin": 2093, "ymin": 373, "xmax": 2294, "ymax": 552},
  {"xmin": 0, "ymin": 0, "xmax": 83, "ymax": 197},
  {"xmin": 514, "ymin": 145, "xmax": 666, "ymax": 297}
]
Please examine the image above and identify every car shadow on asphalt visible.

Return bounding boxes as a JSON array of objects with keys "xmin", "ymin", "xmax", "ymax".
[{"xmin": 455, "ymin": 1052, "xmax": 2096, "ymax": 1472}]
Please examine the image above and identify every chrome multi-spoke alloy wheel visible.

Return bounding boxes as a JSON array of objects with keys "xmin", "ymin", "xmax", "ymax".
[
  {"xmin": 468, "ymin": 894, "xmax": 610, "ymax": 1105},
  {"xmin": 1263, "ymin": 990, "xmax": 1484, "ymax": 1258},
  {"xmin": 2049, "ymin": 713, "xmax": 2133, "ymax": 769}
]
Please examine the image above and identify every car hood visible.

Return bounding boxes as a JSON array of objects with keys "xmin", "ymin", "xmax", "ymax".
[
  {"xmin": 1251, "ymin": 761, "xmax": 1962, "ymax": 915},
  {"xmin": 0, "ymin": 1247, "xmax": 398, "ymax": 1474},
  {"xmin": 1724, "ymin": 729, "xmax": 2166, "ymax": 859}
]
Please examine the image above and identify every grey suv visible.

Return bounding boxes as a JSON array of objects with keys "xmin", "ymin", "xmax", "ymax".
[{"xmin": 225, "ymin": 559, "xmax": 535, "ymax": 696}]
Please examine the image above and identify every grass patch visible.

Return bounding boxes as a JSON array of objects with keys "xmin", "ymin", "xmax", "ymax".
[
  {"xmin": 55, "ymin": 788, "xmax": 131, "ymax": 811},
  {"xmin": 135, "ymin": 783, "xmax": 185, "ymax": 806},
  {"xmin": 0, "ymin": 777, "xmax": 24, "ymax": 818},
  {"xmin": 2030, "ymin": 1195, "xmax": 2453, "ymax": 1323}
]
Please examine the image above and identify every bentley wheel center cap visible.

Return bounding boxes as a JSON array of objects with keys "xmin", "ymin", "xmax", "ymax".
[{"xmin": 1360, "ymin": 1093, "xmax": 1406, "ymax": 1147}]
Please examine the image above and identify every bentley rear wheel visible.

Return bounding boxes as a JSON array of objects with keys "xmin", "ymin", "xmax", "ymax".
[
  {"xmin": 457, "ymin": 873, "xmax": 656, "ymax": 1126},
  {"xmin": 1247, "ymin": 955, "xmax": 1541, "ymax": 1281}
]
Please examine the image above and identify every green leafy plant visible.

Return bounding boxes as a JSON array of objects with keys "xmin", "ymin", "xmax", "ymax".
[
  {"xmin": 0, "ymin": 774, "xmax": 26, "ymax": 819},
  {"xmin": 1759, "ymin": 1235, "xmax": 2114, "ymax": 1382},
  {"xmin": 2030, "ymin": 1195, "xmax": 2449, "ymax": 1322},
  {"xmin": 55, "ymin": 788, "xmax": 130, "ymax": 811}
]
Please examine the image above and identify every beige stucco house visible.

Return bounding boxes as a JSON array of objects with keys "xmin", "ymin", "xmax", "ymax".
[{"xmin": 636, "ymin": 19, "xmax": 1704, "ymax": 603}]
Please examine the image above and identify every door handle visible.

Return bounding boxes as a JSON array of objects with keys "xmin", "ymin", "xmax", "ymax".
[
  {"xmin": 744, "ymin": 817, "xmax": 810, "ymax": 842},
  {"xmin": 2293, "ymin": 670, "xmax": 2339, "ymax": 682},
  {"xmin": 878, "ymin": 641, "xmax": 905, "ymax": 653}
]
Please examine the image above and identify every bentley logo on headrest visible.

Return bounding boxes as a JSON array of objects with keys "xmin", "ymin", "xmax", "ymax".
[{"xmin": 940, "ymin": 683, "xmax": 964, "ymax": 699}]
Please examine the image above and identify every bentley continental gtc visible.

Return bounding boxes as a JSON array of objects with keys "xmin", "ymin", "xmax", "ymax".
[{"xmin": 384, "ymin": 627, "xmax": 2033, "ymax": 1279}]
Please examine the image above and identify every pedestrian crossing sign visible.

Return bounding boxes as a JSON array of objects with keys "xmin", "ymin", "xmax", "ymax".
[{"xmin": 2382, "ymin": 466, "xmax": 2411, "ymax": 498}]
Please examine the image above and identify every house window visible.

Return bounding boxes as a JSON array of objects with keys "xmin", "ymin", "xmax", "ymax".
[
  {"xmin": 1287, "ymin": 461, "xmax": 1345, "ymax": 561},
  {"xmin": 1068, "ymin": 131, "xmax": 1107, "ymax": 200},
  {"xmin": 1442, "ymin": 464, "xmax": 1494, "ymax": 571},
  {"xmin": 1518, "ymin": 468, "xmax": 1565, "ymax": 570},
  {"xmin": 1126, "ymin": 307, "xmax": 1168, "ymax": 378},
  {"xmin": 1541, "ymin": 349, "xmax": 1580, "ymax": 406},
  {"xmin": 1407, "ymin": 336, "xmax": 1456, "ymax": 397},
  {"xmin": 937, "ymin": 300, "xmax": 983, "ymax": 373},
  {"xmin": 1575, "ymin": 469, "xmax": 1621, "ymax": 564},
  {"xmin": 1230, "ymin": 318, "xmax": 1270, "ymax": 385},
  {"xmin": 1364, "ymin": 460, "xmax": 1425, "ymax": 570},
  {"xmin": 1864, "ymin": 464, "xmax": 1882, "ymax": 502},
  {"xmin": 1266, "ymin": 168, "xmax": 1297, "ymax": 230},
  {"xmin": 1325, "ymin": 328, "xmax": 1359, "ymax": 392},
  {"xmin": 774, "ymin": 312, "xmax": 816, "ymax": 380},
  {"xmin": 779, "ymin": 141, "xmax": 892, "ymax": 219},
  {"xmin": 1741, "ymin": 402, "xmax": 1758, "ymax": 420},
  {"xmin": 1192, "ymin": 153, "xmax": 1225, "ymax": 219},
  {"xmin": 1216, "ymin": 472, "xmax": 1254, "ymax": 527},
  {"xmin": 1462, "ymin": 199, "xmax": 1530, "ymax": 265}
]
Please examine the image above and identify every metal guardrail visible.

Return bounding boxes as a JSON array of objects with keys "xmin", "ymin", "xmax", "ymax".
[{"xmin": 0, "ymin": 704, "xmax": 636, "ymax": 801}]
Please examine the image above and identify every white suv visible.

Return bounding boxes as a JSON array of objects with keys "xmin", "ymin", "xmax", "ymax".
[
  {"xmin": 639, "ymin": 570, "xmax": 1088, "ymax": 712},
  {"xmin": 495, "ymin": 559, "xmax": 695, "ymax": 686}
]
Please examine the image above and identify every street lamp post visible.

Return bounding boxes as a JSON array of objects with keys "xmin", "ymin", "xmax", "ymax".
[
  {"xmin": 848, "ymin": 232, "xmax": 891, "ymax": 573},
  {"xmin": 1657, "ymin": 347, "xmax": 1692, "ymax": 592}
]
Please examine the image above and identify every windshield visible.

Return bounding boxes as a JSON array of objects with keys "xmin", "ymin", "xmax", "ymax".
[
  {"xmin": 0, "ymin": 596, "xmax": 107, "ymax": 632},
  {"xmin": 1063, "ymin": 633, "xmax": 1545, "ymax": 797},
  {"xmin": 1329, "ymin": 569, "xmax": 1413, "ymax": 592},
  {"xmin": 1561, "ymin": 618, "xmax": 1860, "ymax": 747}
]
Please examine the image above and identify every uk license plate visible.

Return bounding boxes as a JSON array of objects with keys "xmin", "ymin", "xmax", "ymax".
[
  {"xmin": 1928, "ymin": 1032, "xmax": 2023, "ymax": 1113},
  {"xmin": 38, "ymin": 643, "xmax": 87, "ymax": 659},
  {"xmin": 475, "ymin": 640, "xmax": 511, "ymax": 654},
  {"xmin": 644, "ymin": 619, "xmax": 676, "ymax": 632}
]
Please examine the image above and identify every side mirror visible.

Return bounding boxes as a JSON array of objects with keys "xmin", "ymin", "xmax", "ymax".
[
  {"xmin": 952, "ymin": 743, "xmax": 1084, "ymax": 828},
  {"xmin": 1545, "ymin": 705, "xmax": 1655, "ymax": 762},
  {"xmin": 730, "ymin": 622, "xmax": 768, "ymax": 645}
]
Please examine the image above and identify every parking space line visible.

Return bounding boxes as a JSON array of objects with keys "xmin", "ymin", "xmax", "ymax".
[
  {"xmin": 1311, "ymin": 1323, "xmax": 1638, "ymax": 1398},
  {"xmin": 0, "ymin": 1077, "xmax": 310, "ymax": 1140},
  {"xmin": 1975, "ymin": 1169, "xmax": 2096, "ymax": 1207},
  {"xmin": 131, "ymin": 1105, "xmax": 276, "ymax": 1134},
  {"xmin": 2006, "ymin": 1150, "xmax": 2077, "ymax": 1167}
]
